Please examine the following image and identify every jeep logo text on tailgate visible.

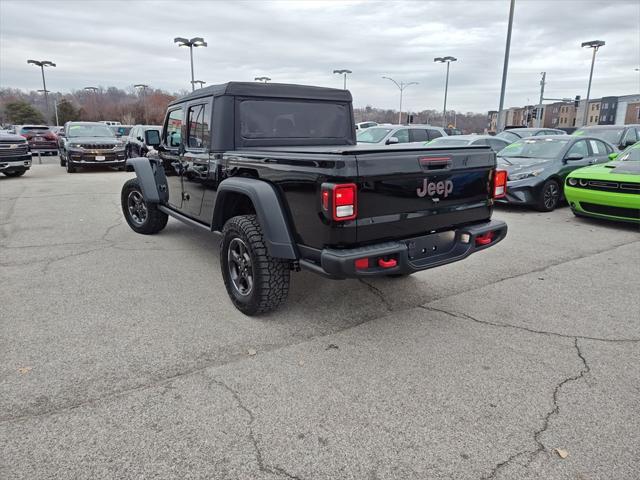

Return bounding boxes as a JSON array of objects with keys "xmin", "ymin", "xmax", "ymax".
[{"xmin": 417, "ymin": 178, "xmax": 454, "ymax": 199}]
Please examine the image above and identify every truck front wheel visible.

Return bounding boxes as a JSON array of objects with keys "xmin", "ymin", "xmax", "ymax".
[
  {"xmin": 121, "ymin": 178, "xmax": 168, "ymax": 234},
  {"xmin": 221, "ymin": 215, "xmax": 290, "ymax": 316}
]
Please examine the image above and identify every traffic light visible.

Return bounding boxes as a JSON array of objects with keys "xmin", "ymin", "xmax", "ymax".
[
  {"xmin": 574, "ymin": 95, "xmax": 581, "ymax": 108},
  {"xmin": 532, "ymin": 109, "xmax": 537, "ymax": 119},
  {"xmin": 408, "ymin": 114, "xmax": 414, "ymax": 124}
]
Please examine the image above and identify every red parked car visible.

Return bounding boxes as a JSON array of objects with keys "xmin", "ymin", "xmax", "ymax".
[{"xmin": 17, "ymin": 125, "xmax": 58, "ymax": 155}]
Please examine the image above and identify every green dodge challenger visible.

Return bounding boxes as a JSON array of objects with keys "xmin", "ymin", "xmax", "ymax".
[{"xmin": 564, "ymin": 141, "xmax": 640, "ymax": 223}]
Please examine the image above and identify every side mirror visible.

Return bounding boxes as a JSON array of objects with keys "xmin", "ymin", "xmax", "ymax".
[
  {"xmin": 623, "ymin": 139, "xmax": 636, "ymax": 148},
  {"xmin": 386, "ymin": 137, "xmax": 399, "ymax": 145},
  {"xmin": 608, "ymin": 152, "xmax": 618, "ymax": 161},
  {"xmin": 137, "ymin": 136, "xmax": 144, "ymax": 141},
  {"xmin": 145, "ymin": 129, "xmax": 161, "ymax": 147},
  {"xmin": 565, "ymin": 153, "xmax": 584, "ymax": 161}
]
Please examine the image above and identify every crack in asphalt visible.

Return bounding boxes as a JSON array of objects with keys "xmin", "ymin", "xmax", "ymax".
[
  {"xmin": 208, "ymin": 376, "xmax": 306, "ymax": 480},
  {"xmin": 420, "ymin": 306, "xmax": 640, "ymax": 343},
  {"xmin": 480, "ymin": 339, "xmax": 591, "ymax": 480},
  {"xmin": 358, "ymin": 278, "xmax": 393, "ymax": 311}
]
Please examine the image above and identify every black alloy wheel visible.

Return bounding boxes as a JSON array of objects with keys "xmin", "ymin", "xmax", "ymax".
[{"xmin": 537, "ymin": 179, "xmax": 560, "ymax": 212}]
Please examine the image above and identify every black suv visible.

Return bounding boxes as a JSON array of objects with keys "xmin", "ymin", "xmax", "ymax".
[
  {"xmin": 572, "ymin": 124, "xmax": 640, "ymax": 151},
  {"xmin": 121, "ymin": 82, "xmax": 507, "ymax": 315},
  {"xmin": 59, "ymin": 122, "xmax": 126, "ymax": 173},
  {"xmin": 0, "ymin": 133, "xmax": 32, "ymax": 177},
  {"xmin": 124, "ymin": 125, "xmax": 161, "ymax": 159}
]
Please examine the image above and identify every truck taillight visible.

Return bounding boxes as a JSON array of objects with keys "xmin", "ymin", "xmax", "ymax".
[
  {"xmin": 321, "ymin": 183, "xmax": 357, "ymax": 221},
  {"xmin": 494, "ymin": 170, "xmax": 507, "ymax": 199}
]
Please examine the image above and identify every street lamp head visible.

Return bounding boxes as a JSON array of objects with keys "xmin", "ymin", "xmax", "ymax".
[
  {"xmin": 434, "ymin": 56, "xmax": 457, "ymax": 63},
  {"xmin": 28, "ymin": 59, "xmax": 56, "ymax": 67},
  {"xmin": 333, "ymin": 69, "xmax": 352, "ymax": 75},
  {"xmin": 190, "ymin": 37, "xmax": 207, "ymax": 47},
  {"xmin": 84, "ymin": 86, "xmax": 98, "ymax": 92},
  {"xmin": 174, "ymin": 37, "xmax": 189, "ymax": 46},
  {"xmin": 254, "ymin": 76, "xmax": 271, "ymax": 82},
  {"xmin": 134, "ymin": 84, "xmax": 149, "ymax": 89},
  {"xmin": 581, "ymin": 40, "xmax": 605, "ymax": 49}
]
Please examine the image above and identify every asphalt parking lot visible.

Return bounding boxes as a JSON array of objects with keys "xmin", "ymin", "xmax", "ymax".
[{"xmin": 1, "ymin": 159, "xmax": 639, "ymax": 480}]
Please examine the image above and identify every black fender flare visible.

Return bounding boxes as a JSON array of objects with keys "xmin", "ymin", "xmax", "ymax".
[
  {"xmin": 125, "ymin": 157, "xmax": 168, "ymax": 204},
  {"xmin": 213, "ymin": 177, "xmax": 297, "ymax": 260}
]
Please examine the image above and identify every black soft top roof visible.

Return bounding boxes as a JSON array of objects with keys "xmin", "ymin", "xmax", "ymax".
[{"xmin": 169, "ymin": 82, "xmax": 352, "ymax": 106}]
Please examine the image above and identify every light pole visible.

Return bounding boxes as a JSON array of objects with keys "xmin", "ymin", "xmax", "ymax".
[
  {"xmin": 27, "ymin": 59, "xmax": 56, "ymax": 121},
  {"xmin": 497, "ymin": 0, "xmax": 515, "ymax": 132},
  {"xmin": 434, "ymin": 56, "xmax": 457, "ymax": 127},
  {"xmin": 536, "ymin": 71, "xmax": 546, "ymax": 127},
  {"xmin": 581, "ymin": 40, "xmax": 605, "ymax": 126},
  {"xmin": 174, "ymin": 37, "xmax": 207, "ymax": 91},
  {"xmin": 192, "ymin": 80, "xmax": 206, "ymax": 88},
  {"xmin": 134, "ymin": 84, "xmax": 149, "ymax": 123},
  {"xmin": 254, "ymin": 77, "xmax": 271, "ymax": 83},
  {"xmin": 382, "ymin": 76, "xmax": 418, "ymax": 124},
  {"xmin": 333, "ymin": 69, "xmax": 352, "ymax": 90},
  {"xmin": 84, "ymin": 87, "xmax": 98, "ymax": 121}
]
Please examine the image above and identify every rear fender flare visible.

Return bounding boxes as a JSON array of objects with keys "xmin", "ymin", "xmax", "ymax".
[
  {"xmin": 125, "ymin": 157, "xmax": 168, "ymax": 204},
  {"xmin": 213, "ymin": 177, "xmax": 297, "ymax": 260}
]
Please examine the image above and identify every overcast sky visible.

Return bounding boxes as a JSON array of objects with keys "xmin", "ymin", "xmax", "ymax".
[{"xmin": 1, "ymin": 0, "xmax": 639, "ymax": 113}]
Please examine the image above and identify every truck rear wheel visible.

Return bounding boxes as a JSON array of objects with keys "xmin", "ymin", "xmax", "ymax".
[
  {"xmin": 221, "ymin": 215, "xmax": 290, "ymax": 316},
  {"xmin": 121, "ymin": 178, "xmax": 168, "ymax": 234}
]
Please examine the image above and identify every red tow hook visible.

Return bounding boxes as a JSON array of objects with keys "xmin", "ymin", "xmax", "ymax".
[
  {"xmin": 475, "ymin": 232, "xmax": 495, "ymax": 246},
  {"xmin": 378, "ymin": 258, "xmax": 397, "ymax": 269}
]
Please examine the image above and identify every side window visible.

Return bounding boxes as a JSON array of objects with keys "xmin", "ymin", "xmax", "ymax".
[
  {"xmin": 165, "ymin": 108, "xmax": 183, "ymax": 148},
  {"xmin": 427, "ymin": 129, "xmax": 443, "ymax": 140},
  {"xmin": 394, "ymin": 129, "xmax": 410, "ymax": 143},
  {"xmin": 589, "ymin": 140, "xmax": 605, "ymax": 155},
  {"xmin": 489, "ymin": 139, "xmax": 507, "ymax": 152},
  {"xmin": 186, "ymin": 103, "xmax": 211, "ymax": 149},
  {"xmin": 567, "ymin": 140, "xmax": 589, "ymax": 157},
  {"xmin": 599, "ymin": 140, "xmax": 613, "ymax": 154},
  {"xmin": 623, "ymin": 128, "xmax": 638, "ymax": 144},
  {"xmin": 409, "ymin": 129, "xmax": 428, "ymax": 142}
]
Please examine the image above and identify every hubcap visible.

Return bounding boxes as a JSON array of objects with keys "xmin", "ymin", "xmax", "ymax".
[
  {"xmin": 227, "ymin": 237, "xmax": 254, "ymax": 296},
  {"xmin": 127, "ymin": 190, "xmax": 148, "ymax": 225},
  {"xmin": 544, "ymin": 183, "xmax": 559, "ymax": 209}
]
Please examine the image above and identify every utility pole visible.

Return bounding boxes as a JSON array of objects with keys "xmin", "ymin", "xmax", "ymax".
[
  {"xmin": 28, "ymin": 59, "xmax": 56, "ymax": 122},
  {"xmin": 333, "ymin": 69, "xmax": 352, "ymax": 90},
  {"xmin": 537, "ymin": 72, "xmax": 546, "ymax": 128},
  {"xmin": 382, "ymin": 76, "xmax": 418, "ymax": 124},
  {"xmin": 497, "ymin": 0, "xmax": 515, "ymax": 132},
  {"xmin": 581, "ymin": 40, "xmax": 605, "ymax": 126}
]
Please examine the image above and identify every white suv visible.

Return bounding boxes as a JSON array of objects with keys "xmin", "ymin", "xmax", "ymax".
[{"xmin": 357, "ymin": 125, "xmax": 448, "ymax": 145}]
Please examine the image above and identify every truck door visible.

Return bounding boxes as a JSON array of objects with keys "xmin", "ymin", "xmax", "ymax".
[
  {"xmin": 158, "ymin": 107, "xmax": 184, "ymax": 210},
  {"xmin": 180, "ymin": 101, "xmax": 213, "ymax": 220}
]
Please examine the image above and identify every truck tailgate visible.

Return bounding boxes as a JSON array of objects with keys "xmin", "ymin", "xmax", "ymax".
[{"xmin": 355, "ymin": 147, "xmax": 496, "ymax": 244}]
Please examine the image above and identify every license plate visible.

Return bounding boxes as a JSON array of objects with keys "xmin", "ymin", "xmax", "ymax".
[
  {"xmin": 95, "ymin": 155, "xmax": 105, "ymax": 161},
  {"xmin": 35, "ymin": 136, "xmax": 43, "ymax": 141}
]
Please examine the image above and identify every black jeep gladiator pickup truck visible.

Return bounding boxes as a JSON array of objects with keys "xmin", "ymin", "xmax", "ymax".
[{"xmin": 121, "ymin": 82, "xmax": 507, "ymax": 315}]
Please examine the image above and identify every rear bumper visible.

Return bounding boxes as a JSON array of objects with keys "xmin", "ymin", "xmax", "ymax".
[
  {"xmin": 0, "ymin": 156, "xmax": 32, "ymax": 172},
  {"xmin": 496, "ymin": 179, "xmax": 541, "ymax": 205},
  {"xmin": 301, "ymin": 219, "xmax": 507, "ymax": 279}
]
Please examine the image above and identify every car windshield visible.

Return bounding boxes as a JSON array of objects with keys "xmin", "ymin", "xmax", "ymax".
[
  {"xmin": 427, "ymin": 138, "xmax": 470, "ymax": 146},
  {"xmin": 498, "ymin": 138, "xmax": 569, "ymax": 160},
  {"xmin": 357, "ymin": 127, "xmax": 393, "ymax": 143},
  {"xmin": 67, "ymin": 124, "xmax": 115, "ymax": 137},
  {"xmin": 496, "ymin": 131, "xmax": 520, "ymax": 143},
  {"xmin": 617, "ymin": 142, "xmax": 640, "ymax": 161},
  {"xmin": 574, "ymin": 127, "xmax": 623, "ymax": 144}
]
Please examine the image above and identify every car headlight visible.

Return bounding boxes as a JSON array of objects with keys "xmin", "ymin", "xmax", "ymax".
[
  {"xmin": 509, "ymin": 169, "xmax": 544, "ymax": 181},
  {"xmin": 567, "ymin": 177, "xmax": 578, "ymax": 186},
  {"xmin": 69, "ymin": 143, "xmax": 83, "ymax": 149}
]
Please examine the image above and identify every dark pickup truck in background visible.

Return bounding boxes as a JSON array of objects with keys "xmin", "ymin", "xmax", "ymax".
[{"xmin": 122, "ymin": 82, "xmax": 507, "ymax": 315}]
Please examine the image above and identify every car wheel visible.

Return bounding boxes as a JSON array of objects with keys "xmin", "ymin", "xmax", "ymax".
[
  {"xmin": 66, "ymin": 160, "xmax": 76, "ymax": 173},
  {"xmin": 536, "ymin": 179, "xmax": 560, "ymax": 212},
  {"xmin": 121, "ymin": 178, "xmax": 168, "ymax": 234},
  {"xmin": 221, "ymin": 215, "xmax": 290, "ymax": 316},
  {"xmin": 3, "ymin": 170, "xmax": 26, "ymax": 177},
  {"xmin": 60, "ymin": 154, "xmax": 66, "ymax": 166}
]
